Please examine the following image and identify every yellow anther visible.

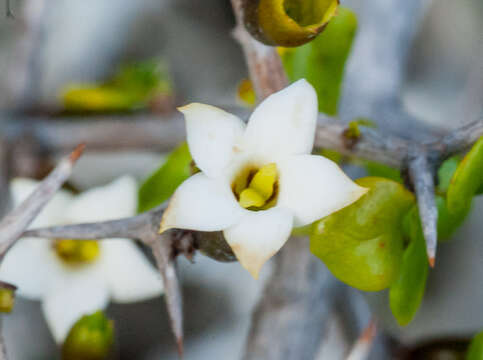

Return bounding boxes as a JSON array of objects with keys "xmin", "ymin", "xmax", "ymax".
[
  {"xmin": 239, "ymin": 188, "xmax": 266, "ymax": 208},
  {"xmin": 236, "ymin": 163, "xmax": 278, "ymax": 210},
  {"xmin": 249, "ymin": 163, "xmax": 277, "ymax": 200},
  {"xmin": 55, "ymin": 239, "xmax": 100, "ymax": 265}
]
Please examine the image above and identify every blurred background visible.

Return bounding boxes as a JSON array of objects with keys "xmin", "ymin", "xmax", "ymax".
[{"xmin": 0, "ymin": 0, "xmax": 482, "ymax": 359}]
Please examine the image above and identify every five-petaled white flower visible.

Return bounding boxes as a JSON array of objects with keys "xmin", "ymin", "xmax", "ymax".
[
  {"xmin": 160, "ymin": 80, "xmax": 367, "ymax": 278},
  {"xmin": 0, "ymin": 176, "xmax": 164, "ymax": 343}
]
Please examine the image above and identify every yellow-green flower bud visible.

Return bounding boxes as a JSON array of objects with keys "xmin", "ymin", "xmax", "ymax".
[
  {"xmin": 0, "ymin": 283, "xmax": 16, "ymax": 313},
  {"xmin": 243, "ymin": 0, "xmax": 339, "ymax": 47},
  {"xmin": 62, "ymin": 311, "xmax": 114, "ymax": 360}
]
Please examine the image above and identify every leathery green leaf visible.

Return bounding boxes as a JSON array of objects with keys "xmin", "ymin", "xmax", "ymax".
[
  {"xmin": 447, "ymin": 136, "xmax": 483, "ymax": 217},
  {"xmin": 467, "ymin": 330, "xmax": 483, "ymax": 360},
  {"xmin": 310, "ymin": 177, "xmax": 414, "ymax": 291},
  {"xmin": 62, "ymin": 60, "xmax": 172, "ymax": 112},
  {"xmin": 436, "ymin": 195, "xmax": 470, "ymax": 241},
  {"xmin": 389, "ymin": 207, "xmax": 428, "ymax": 326},
  {"xmin": 279, "ymin": 7, "xmax": 357, "ymax": 115},
  {"xmin": 137, "ymin": 142, "xmax": 192, "ymax": 213},
  {"xmin": 437, "ymin": 156, "xmax": 461, "ymax": 195}
]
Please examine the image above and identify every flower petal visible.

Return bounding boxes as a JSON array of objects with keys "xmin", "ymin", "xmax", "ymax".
[
  {"xmin": 160, "ymin": 173, "xmax": 243, "ymax": 232},
  {"xmin": 223, "ymin": 208, "xmax": 293, "ymax": 279},
  {"xmin": 0, "ymin": 238, "xmax": 60, "ymax": 299},
  {"xmin": 277, "ymin": 154, "xmax": 368, "ymax": 227},
  {"xmin": 63, "ymin": 176, "xmax": 137, "ymax": 223},
  {"xmin": 179, "ymin": 103, "xmax": 245, "ymax": 178},
  {"xmin": 42, "ymin": 276, "xmax": 109, "ymax": 343},
  {"xmin": 243, "ymin": 79, "xmax": 318, "ymax": 160},
  {"xmin": 10, "ymin": 178, "xmax": 73, "ymax": 227},
  {"xmin": 101, "ymin": 239, "xmax": 163, "ymax": 303}
]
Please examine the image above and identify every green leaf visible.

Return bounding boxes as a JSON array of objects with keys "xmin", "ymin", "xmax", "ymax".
[
  {"xmin": 447, "ymin": 136, "xmax": 483, "ymax": 217},
  {"xmin": 436, "ymin": 195, "xmax": 469, "ymax": 241},
  {"xmin": 137, "ymin": 142, "xmax": 192, "ymax": 213},
  {"xmin": 365, "ymin": 162, "xmax": 402, "ymax": 183},
  {"xmin": 279, "ymin": 7, "xmax": 357, "ymax": 115},
  {"xmin": 437, "ymin": 156, "xmax": 461, "ymax": 195},
  {"xmin": 62, "ymin": 59, "xmax": 172, "ymax": 113},
  {"xmin": 310, "ymin": 177, "xmax": 414, "ymax": 291},
  {"xmin": 467, "ymin": 330, "xmax": 483, "ymax": 360},
  {"xmin": 389, "ymin": 207, "xmax": 428, "ymax": 326}
]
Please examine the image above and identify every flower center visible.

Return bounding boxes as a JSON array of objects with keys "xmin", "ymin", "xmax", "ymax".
[
  {"xmin": 54, "ymin": 239, "xmax": 100, "ymax": 265},
  {"xmin": 232, "ymin": 163, "xmax": 279, "ymax": 211}
]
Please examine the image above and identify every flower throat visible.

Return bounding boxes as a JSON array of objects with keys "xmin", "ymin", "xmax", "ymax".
[{"xmin": 232, "ymin": 163, "xmax": 279, "ymax": 211}]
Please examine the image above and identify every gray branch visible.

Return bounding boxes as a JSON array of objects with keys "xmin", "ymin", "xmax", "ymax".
[
  {"xmin": 0, "ymin": 318, "xmax": 7, "ymax": 360},
  {"xmin": 0, "ymin": 144, "xmax": 84, "ymax": 260},
  {"xmin": 315, "ymin": 114, "xmax": 410, "ymax": 168},
  {"xmin": 429, "ymin": 118, "xmax": 483, "ymax": 161},
  {"xmin": 4, "ymin": 0, "xmax": 49, "ymax": 110},
  {"xmin": 242, "ymin": 238, "xmax": 338, "ymax": 360},
  {"xmin": 24, "ymin": 205, "xmax": 165, "ymax": 242},
  {"xmin": 150, "ymin": 234, "xmax": 184, "ymax": 358},
  {"xmin": 345, "ymin": 319, "xmax": 377, "ymax": 360},
  {"xmin": 340, "ymin": 0, "xmax": 433, "ymax": 140},
  {"xmin": 230, "ymin": 0, "xmax": 288, "ymax": 100},
  {"xmin": 407, "ymin": 151, "xmax": 438, "ymax": 266}
]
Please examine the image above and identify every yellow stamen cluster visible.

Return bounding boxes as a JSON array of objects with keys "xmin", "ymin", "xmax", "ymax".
[
  {"xmin": 54, "ymin": 239, "xmax": 100, "ymax": 265},
  {"xmin": 233, "ymin": 163, "xmax": 278, "ymax": 210}
]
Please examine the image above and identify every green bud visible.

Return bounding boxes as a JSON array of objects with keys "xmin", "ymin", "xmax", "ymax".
[
  {"xmin": 0, "ymin": 282, "xmax": 16, "ymax": 313},
  {"xmin": 62, "ymin": 311, "xmax": 114, "ymax": 360},
  {"xmin": 243, "ymin": 0, "xmax": 339, "ymax": 47}
]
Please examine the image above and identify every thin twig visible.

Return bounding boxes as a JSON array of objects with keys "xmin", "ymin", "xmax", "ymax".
[
  {"xmin": 0, "ymin": 144, "xmax": 84, "ymax": 260},
  {"xmin": 230, "ymin": 0, "xmax": 288, "ymax": 100},
  {"xmin": 407, "ymin": 151, "xmax": 438, "ymax": 267},
  {"xmin": 0, "ymin": 318, "xmax": 7, "ymax": 360},
  {"xmin": 150, "ymin": 233, "xmax": 184, "ymax": 358},
  {"xmin": 5, "ymin": 0, "xmax": 48, "ymax": 109},
  {"xmin": 429, "ymin": 118, "xmax": 483, "ymax": 161},
  {"xmin": 24, "ymin": 205, "xmax": 165, "ymax": 241},
  {"xmin": 345, "ymin": 319, "xmax": 377, "ymax": 360},
  {"xmin": 0, "ymin": 136, "xmax": 10, "ymax": 217},
  {"xmin": 5, "ymin": 0, "xmax": 13, "ymax": 18},
  {"xmin": 315, "ymin": 114, "xmax": 410, "ymax": 168}
]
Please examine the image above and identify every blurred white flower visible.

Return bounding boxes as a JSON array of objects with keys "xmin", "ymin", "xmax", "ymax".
[
  {"xmin": 160, "ymin": 79, "xmax": 367, "ymax": 278},
  {"xmin": 0, "ymin": 176, "xmax": 164, "ymax": 343}
]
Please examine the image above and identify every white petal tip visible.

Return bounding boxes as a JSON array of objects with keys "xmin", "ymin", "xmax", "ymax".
[
  {"xmin": 177, "ymin": 102, "xmax": 220, "ymax": 115},
  {"xmin": 288, "ymin": 78, "xmax": 316, "ymax": 94},
  {"xmin": 230, "ymin": 242, "xmax": 272, "ymax": 280},
  {"xmin": 249, "ymin": 269, "xmax": 260, "ymax": 280},
  {"xmin": 177, "ymin": 103, "xmax": 196, "ymax": 113},
  {"xmin": 354, "ymin": 186, "xmax": 369, "ymax": 201}
]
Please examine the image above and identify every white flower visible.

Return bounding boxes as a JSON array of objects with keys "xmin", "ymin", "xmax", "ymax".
[
  {"xmin": 0, "ymin": 176, "xmax": 164, "ymax": 343},
  {"xmin": 160, "ymin": 80, "xmax": 367, "ymax": 278}
]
